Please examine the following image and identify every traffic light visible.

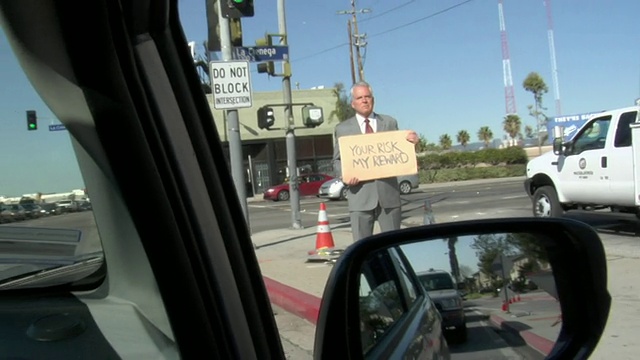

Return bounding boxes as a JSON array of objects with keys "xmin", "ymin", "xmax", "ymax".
[
  {"xmin": 26, "ymin": 110, "xmax": 37, "ymax": 131},
  {"xmin": 257, "ymin": 107, "xmax": 275, "ymax": 129},
  {"xmin": 206, "ymin": 0, "xmax": 244, "ymax": 51},
  {"xmin": 257, "ymin": 62, "xmax": 275, "ymax": 76},
  {"xmin": 302, "ymin": 106, "xmax": 324, "ymax": 128},
  {"xmin": 220, "ymin": 0, "xmax": 254, "ymax": 18}
]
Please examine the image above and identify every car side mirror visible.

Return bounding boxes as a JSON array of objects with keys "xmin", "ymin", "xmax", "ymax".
[{"xmin": 314, "ymin": 218, "xmax": 610, "ymax": 359}]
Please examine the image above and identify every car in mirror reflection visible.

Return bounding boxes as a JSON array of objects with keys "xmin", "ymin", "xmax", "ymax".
[{"xmin": 315, "ymin": 218, "xmax": 610, "ymax": 359}]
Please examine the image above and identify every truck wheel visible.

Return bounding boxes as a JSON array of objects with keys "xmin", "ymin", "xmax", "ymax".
[{"xmin": 532, "ymin": 186, "xmax": 563, "ymax": 217}]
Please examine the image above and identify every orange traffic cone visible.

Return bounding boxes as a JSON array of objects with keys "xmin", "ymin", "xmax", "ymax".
[{"xmin": 308, "ymin": 202, "xmax": 335, "ymax": 256}]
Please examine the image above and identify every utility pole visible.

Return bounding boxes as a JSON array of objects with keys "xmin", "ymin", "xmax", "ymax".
[
  {"xmin": 338, "ymin": 0, "xmax": 370, "ymax": 82},
  {"xmin": 217, "ymin": 0, "xmax": 250, "ymax": 229},
  {"xmin": 278, "ymin": 0, "xmax": 302, "ymax": 229},
  {"xmin": 347, "ymin": 20, "xmax": 356, "ymax": 85}
]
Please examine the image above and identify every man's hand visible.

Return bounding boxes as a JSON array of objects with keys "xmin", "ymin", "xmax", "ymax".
[
  {"xmin": 406, "ymin": 130, "xmax": 419, "ymax": 145},
  {"xmin": 345, "ymin": 177, "xmax": 360, "ymax": 186}
]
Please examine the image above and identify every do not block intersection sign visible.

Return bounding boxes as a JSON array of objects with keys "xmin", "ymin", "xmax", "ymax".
[{"xmin": 209, "ymin": 60, "xmax": 252, "ymax": 110}]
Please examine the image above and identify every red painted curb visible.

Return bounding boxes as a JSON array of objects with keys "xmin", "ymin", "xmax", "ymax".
[
  {"xmin": 263, "ymin": 276, "xmax": 322, "ymax": 325},
  {"xmin": 489, "ymin": 314, "xmax": 556, "ymax": 356}
]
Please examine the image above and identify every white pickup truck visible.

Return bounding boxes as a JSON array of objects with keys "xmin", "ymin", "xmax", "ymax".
[{"xmin": 524, "ymin": 104, "xmax": 640, "ymax": 218}]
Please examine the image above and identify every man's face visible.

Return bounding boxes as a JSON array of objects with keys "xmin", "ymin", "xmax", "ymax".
[{"xmin": 351, "ymin": 85, "xmax": 374, "ymax": 117}]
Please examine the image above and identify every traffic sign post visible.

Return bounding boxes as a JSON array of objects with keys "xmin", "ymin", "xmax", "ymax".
[
  {"xmin": 233, "ymin": 46, "xmax": 289, "ymax": 62},
  {"xmin": 209, "ymin": 60, "xmax": 252, "ymax": 110},
  {"xmin": 49, "ymin": 124, "xmax": 67, "ymax": 131}
]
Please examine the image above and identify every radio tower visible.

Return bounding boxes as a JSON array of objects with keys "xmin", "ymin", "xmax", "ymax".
[
  {"xmin": 544, "ymin": 0, "xmax": 562, "ymax": 115},
  {"xmin": 498, "ymin": 0, "xmax": 516, "ymax": 115}
]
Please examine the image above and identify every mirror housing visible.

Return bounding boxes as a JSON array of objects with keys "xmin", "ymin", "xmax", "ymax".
[
  {"xmin": 314, "ymin": 218, "xmax": 610, "ymax": 359},
  {"xmin": 552, "ymin": 125, "xmax": 565, "ymax": 155}
]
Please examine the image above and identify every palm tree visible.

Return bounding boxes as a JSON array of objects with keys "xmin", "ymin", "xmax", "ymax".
[
  {"xmin": 439, "ymin": 134, "xmax": 452, "ymax": 150},
  {"xmin": 457, "ymin": 130, "xmax": 470, "ymax": 149},
  {"xmin": 477, "ymin": 126, "xmax": 493, "ymax": 148},
  {"xmin": 523, "ymin": 72, "xmax": 549, "ymax": 153},
  {"xmin": 503, "ymin": 114, "xmax": 521, "ymax": 146}
]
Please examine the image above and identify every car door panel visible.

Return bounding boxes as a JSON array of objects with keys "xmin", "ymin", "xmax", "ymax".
[{"xmin": 0, "ymin": 1, "xmax": 283, "ymax": 358}]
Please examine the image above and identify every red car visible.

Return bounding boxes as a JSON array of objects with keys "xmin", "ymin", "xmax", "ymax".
[{"xmin": 263, "ymin": 174, "xmax": 334, "ymax": 201}]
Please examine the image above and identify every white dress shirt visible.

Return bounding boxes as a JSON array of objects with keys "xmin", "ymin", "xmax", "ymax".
[{"xmin": 356, "ymin": 114, "xmax": 377, "ymax": 133}]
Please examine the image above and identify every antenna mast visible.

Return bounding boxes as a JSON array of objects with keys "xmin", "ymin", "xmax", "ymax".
[
  {"xmin": 544, "ymin": 0, "xmax": 562, "ymax": 115},
  {"xmin": 498, "ymin": 0, "xmax": 516, "ymax": 115}
]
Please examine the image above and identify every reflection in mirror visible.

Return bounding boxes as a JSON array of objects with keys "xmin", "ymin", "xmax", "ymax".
[{"xmin": 358, "ymin": 232, "xmax": 557, "ymax": 359}]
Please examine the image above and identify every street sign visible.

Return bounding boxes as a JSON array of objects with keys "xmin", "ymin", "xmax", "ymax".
[
  {"xmin": 233, "ymin": 46, "xmax": 289, "ymax": 62},
  {"xmin": 209, "ymin": 60, "xmax": 252, "ymax": 110},
  {"xmin": 49, "ymin": 124, "xmax": 66, "ymax": 131}
]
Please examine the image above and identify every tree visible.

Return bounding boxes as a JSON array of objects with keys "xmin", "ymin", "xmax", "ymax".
[
  {"xmin": 524, "ymin": 125, "xmax": 534, "ymax": 139},
  {"xmin": 328, "ymin": 82, "xmax": 355, "ymax": 123},
  {"xmin": 471, "ymin": 234, "xmax": 515, "ymax": 281},
  {"xmin": 416, "ymin": 134, "xmax": 429, "ymax": 153},
  {"xmin": 439, "ymin": 134, "xmax": 452, "ymax": 150},
  {"xmin": 502, "ymin": 114, "xmax": 521, "ymax": 146},
  {"xmin": 477, "ymin": 126, "xmax": 493, "ymax": 148},
  {"xmin": 457, "ymin": 130, "xmax": 470, "ymax": 149},
  {"xmin": 523, "ymin": 72, "xmax": 549, "ymax": 153}
]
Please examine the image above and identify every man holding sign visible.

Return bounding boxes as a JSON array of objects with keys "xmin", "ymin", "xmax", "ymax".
[{"xmin": 333, "ymin": 81, "xmax": 419, "ymax": 242}]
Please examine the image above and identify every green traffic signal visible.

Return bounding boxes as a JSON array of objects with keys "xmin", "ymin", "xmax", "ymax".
[{"xmin": 26, "ymin": 110, "xmax": 37, "ymax": 131}]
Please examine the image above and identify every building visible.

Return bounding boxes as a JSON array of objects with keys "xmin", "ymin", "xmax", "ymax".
[{"xmin": 208, "ymin": 87, "xmax": 339, "ymax": 196}]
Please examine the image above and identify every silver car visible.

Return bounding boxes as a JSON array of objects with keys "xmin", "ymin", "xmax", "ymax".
[{"xmin": 318, "ymin": 173, "xmax": 420, "ymax": 200}]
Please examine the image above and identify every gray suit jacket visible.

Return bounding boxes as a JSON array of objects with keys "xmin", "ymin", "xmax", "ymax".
[{"xmin": 332, "ymin": 114, "xmax": 401, "ymax": 211}]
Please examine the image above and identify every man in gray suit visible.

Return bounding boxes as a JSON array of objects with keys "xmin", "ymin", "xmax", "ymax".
[{"xmin": 333, "ymin": 81, "xmax": 419, "ymax": 242}]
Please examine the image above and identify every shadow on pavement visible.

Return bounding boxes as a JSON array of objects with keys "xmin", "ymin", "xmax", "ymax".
[{"xmin": 562, "ymin": 211, "xmax": 640, "ymax": 236}]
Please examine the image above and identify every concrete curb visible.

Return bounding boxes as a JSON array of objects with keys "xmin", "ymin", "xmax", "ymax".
[
  {"xmin": 489, "ymin": 314, "xmax": 555, "ymax": 356},
  {"xmin": 264, "ymin": 276, "xmax": 321, "ymax": 325}
]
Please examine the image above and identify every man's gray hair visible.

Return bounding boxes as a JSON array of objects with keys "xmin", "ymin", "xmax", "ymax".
[{"xmin": 350, "ymin": 81, "xmax": 373, "ymax": 97}]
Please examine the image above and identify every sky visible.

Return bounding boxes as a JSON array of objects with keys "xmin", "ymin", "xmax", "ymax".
[
  {"xmin": 401, "ymin": 234, "xmax": 480, "ymax": 276},
  {"xmin": 1, "ymin": 0, "xmax": 640, "ymax": 196}
]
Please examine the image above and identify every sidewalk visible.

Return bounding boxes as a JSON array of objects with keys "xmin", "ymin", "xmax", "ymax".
[{"xmin": 252, "ymin": 175, "xmax": 559, "ymax": 357}]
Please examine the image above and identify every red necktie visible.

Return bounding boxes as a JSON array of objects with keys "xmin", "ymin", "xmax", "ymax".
[{"xmin": 364, "ymin": 118, "xmax": 374, "ymax": 134}]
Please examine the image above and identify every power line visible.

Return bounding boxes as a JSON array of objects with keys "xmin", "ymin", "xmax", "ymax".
[
  {"xmin": 292, "ymin": 0, "xmax": 475, "ymax": 63},
  {"xmin": 369, "ymin": 0, "xmax": 475, "ymax": 39},
  {"xmin": 359, "ymin": 0, "xmax": 416, "ymax": 23}
]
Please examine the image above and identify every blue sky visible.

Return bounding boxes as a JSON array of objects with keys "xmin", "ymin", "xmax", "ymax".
[
  {"xmin": 178, "ymin": 0, "xmax": 640, "ymax": 142},
  {"xmin": 1, "ymin": 0, "xmax": 639, "ymax": 196}
]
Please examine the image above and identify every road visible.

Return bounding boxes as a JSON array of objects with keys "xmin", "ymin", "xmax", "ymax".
[
  {"xmin": 248, "ymin": 178, "xmax": 530, "ymax": 233},
  {"xmin": 4, "ymin": 178, "xmax": 640, "ymax": 358}
]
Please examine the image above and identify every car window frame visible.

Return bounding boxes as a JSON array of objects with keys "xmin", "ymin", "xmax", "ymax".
[{"xmin": 0, "ymin": 1, "xmax": 284, "ymax": 358}]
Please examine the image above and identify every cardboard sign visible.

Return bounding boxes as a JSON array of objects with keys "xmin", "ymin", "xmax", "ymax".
[{"xmin": 338, "ymin": 130, "xmax": 417, "ymax": 181}]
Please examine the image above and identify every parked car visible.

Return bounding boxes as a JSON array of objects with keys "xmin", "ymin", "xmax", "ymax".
[
  {"xmin": 318, "ymin": 173, "xmax": 420, "ymax": 200},
  {"xmin": 416, "ymin": 269, "xmax": 467, "ymax": 342},
  {"xmin": 263, "ymin": 173, "xmax": 334, "ymax": 201},
  {"xmin": 55, "ymin": 200, "xmax": 79, "ymax": 212}
]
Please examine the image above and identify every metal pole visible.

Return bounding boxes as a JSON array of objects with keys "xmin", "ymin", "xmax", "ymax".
[
  {"xmin": 351, "ymin": 0, "xmax": 365, "ymax": 82},
  {"xmin": 278, "ymin": 0, "xmax": 302, "ymax": 229},
  {"xmin": 500, "ymin": 254, "xmax": 510, "ymax": 312},
  {"xmin": 347, "ymin": 20, "xmax": 356, "ymax": 85},
  {"xmin": 218, "ymin": 1, "xmax": 250, "ymax": 230}
]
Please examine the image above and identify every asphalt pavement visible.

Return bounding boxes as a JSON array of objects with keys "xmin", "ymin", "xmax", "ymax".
[{"xmin": 248, "ymin": 176, "xmax": 564, "ymax": 357}]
